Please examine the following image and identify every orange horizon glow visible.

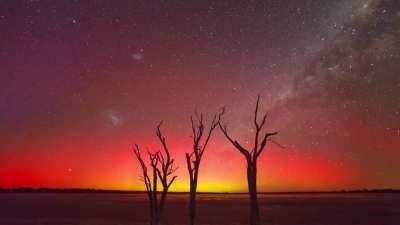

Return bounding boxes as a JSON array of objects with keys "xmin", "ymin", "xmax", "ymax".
[
  {"xmin": 1, "ymin": 100, "xmax": 398, "ymax": 193},
  {"xmin": 0, "ymin": 130, "xmax": 387, "ymax": 192}
]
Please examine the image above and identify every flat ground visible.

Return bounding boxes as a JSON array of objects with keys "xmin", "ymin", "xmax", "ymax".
[{"xmin": 0, "ymin": 193, "xmax": 399, "ymax": 225}]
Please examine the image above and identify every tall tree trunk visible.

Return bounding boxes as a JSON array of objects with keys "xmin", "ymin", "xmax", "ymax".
[
  {"xmin": 247, "ymin": 161, "xmax": 260, "ymax": 225},
  {"xmin": 152, "ymin": 167, "xmax": 159, "ymax": 225},
  {"xmin": 157, "ymin": 189, "xmax": 168, "ymax": 224},
  {"xmin": 153, "ymin": 213, "xmax": 160, "ymax": 225},
  {"xmin": 150, "ymin": 217, "xmax": 157, "ymax": 225},
  {"xmin": 189, "ymin": 169, "xmax": 199, "ymax": 225},
  {"xmin": 188, "ymin": 188, "xmax": 196, "ymax": 225},
  {"xmin": 147, "ymin": 192, "xmax": 154, "ymax": 225}
]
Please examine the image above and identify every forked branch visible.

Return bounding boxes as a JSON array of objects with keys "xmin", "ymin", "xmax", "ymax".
[{"xmin": 218, "ymin": 94, "xmax": 278, "ymax": 161}]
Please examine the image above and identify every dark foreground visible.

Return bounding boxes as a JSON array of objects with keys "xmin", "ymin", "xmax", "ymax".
[{"xmin": 0, "ymin": 193, "xmax": 399, "ymax": 225}]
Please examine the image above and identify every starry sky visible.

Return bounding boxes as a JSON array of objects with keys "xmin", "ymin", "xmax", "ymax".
[{"xmin": 0, "ymin": 0, "xmax": 399, "ymax": 192}]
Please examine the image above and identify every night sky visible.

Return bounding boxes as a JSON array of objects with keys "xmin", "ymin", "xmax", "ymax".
[{"xmin": 1, "ymin": 0, "xmax": 399, "ymax": 192}]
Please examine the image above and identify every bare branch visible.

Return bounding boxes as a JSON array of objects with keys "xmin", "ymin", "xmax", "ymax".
[
  {"xmin": 132, "ymin": 144, "xmax": 153, "ymax": 193},
  {"xmin": 218, "ymin": 122, "xmax": 250, "ymax": 158},
  {"xmin": 186, "ymin": 152, "xmax": 193, "ymax": 175},
  {"xmin": 254, "ymin": 94, "xmax": 261, "ymax": 129},
  {"xmin": 269, "ymin": 139, "xmax": 286, "ymax": 149},
  {"xmin": 167, "ymin": 176, "xmax": 177, "ymax": 189},
  {"xmin": 259, "ymin": 113, "xmax": 267, "ymax": 129},
  {"xmin": 200, "ymin": 114, "xmax": 219, "ymax": 155},
  {"xmin": 256, "ymin": 132, "xmax": 278, "ymax": 158},
  {"xmin": 156, "ymin": 121, "xmax": 170, "ymax": 158}
]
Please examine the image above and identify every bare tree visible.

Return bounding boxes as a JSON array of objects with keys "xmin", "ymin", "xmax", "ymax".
[
  {"xmin": 218, "ymin": 95, "xmax": 277, "ymax": 225},
  {"xmin": 185, "ymin": 113, "xmax": 220, "ymax": 225},
  {"xmin": 154, "ymin": 122, "xmax": 178, "ymax": 215},
  {"xmin": 133, "ymin": 122, "xmax": 177, "ymax": 225}
]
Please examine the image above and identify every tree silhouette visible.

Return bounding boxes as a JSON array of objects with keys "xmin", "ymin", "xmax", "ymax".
[
  {"xmin": 218, "ymin": 95, "xmax": 277, "ymax": 225},
  {"xmin": 185, "ymin": 112, "xmax": 220, "ymax": 225},
  {"xmin": 133, "ymin": 122, "xmax": 177, "ymax": 225}
]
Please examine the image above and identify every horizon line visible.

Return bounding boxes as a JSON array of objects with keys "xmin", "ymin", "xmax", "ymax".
[{"xmin": 1, "ymin": 187, "xmax": 399, "ymax": 194}]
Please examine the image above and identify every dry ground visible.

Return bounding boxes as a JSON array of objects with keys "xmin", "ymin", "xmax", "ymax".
[{"xmin": 0, "ymin": 193, "xmax": 399, "ymax": 225}]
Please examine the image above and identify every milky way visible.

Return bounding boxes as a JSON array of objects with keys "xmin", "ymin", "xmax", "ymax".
[{"xmin": 0, "ymin": 0, "xmax": 399, "ymax": 191}]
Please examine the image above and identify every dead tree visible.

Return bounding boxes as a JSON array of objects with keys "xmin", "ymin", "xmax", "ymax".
[
  {"xmin": 218, "ymin": 95, "xmax": 277, "ymax": 225},
  {"xmin": 185, "ymin": 113, "xmax": 220, "ymax": 225},
  {"xmin": 132, "ymin": 145, "xmax": 159, "ymax": 225},
  {"xmin": 154, "ymin": 122, "xmax": 177, "ymax": 217},
  {"xmin": 133, "ymin": 122, "xmax": 177, "ymax": 225}
]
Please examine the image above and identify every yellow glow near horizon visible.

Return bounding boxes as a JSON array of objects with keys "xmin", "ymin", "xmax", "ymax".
[{"xmin": 124, "ymin": 180, "xmax": 247, "ymax": 193}]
